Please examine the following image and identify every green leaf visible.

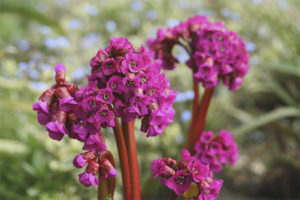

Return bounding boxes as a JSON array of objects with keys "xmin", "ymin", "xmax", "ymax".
[
  {"xmin": 233, "ymin": 107, "xmax": 300, "ymax": 135},
  {"xmin": 0, "ymin": 0, "xmax": 64, "ymax": 34},
  {"xmin": 260, "ymin": 63, "xmax": 300, "ymax": 77},
  {"xmin": 0, "ymin": 139, "xmax": 28, "ymax": 154}
]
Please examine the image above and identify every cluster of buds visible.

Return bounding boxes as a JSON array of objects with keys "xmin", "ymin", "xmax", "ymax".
[
  {"xmin": 74, "ymin": 37, "xmax": 177, "ymax": 137},
  {"xmin": 194, "ymin": 130, "xmax": 238, "ymax": 172},
  {"xmin": 147, "ymin": 15, "xmax": 250, "ymax": 90},
  {"xmin": 33, "ymin": 65, "xmax": 115, "ymax": 187},
  {"xmin": 73, "ymin": 150, "xmax": 117, "ymax": 186},
  {"xmin": 32, "ymin": 64, "xmax": 78, "ymax": 141},
  {"xmin": 151, "ymin": 149, "xmax": 223, "ymax": 199}
]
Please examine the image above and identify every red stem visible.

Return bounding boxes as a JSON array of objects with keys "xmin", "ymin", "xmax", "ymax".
[
  {"xmin": 185, "ymin": 78, "xmax": 199, "ymax": 151},
  {"xmin": 98, "ymin": 151, "xmax": 116, "ymax": 200},
  {"xmin": 190, "ymin": 87, "xmax": 214, "ymax": 154},
  {"xmin": 98, "ymin": 178, "xmax": 109, "ymax": 200},
  {"xmin": 169, "ymin": 191, "xmax": 178, "ymax": 200},
  {"xmin": 122, "ymin": 120, "xmax": 141, "ymax": 200},
  {"xmin": 112, "ymin": 118, "xmax": 132, "ymax": 200}
]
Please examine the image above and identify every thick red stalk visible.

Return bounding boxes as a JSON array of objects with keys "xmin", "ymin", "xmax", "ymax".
[
  {"xmin": 98, "ymin": 179, "xmax": 109, "ymax": 200},
  {"xmin": 185, "ymin": 78, "xmax": 199, "ymax": 151},
  {"xmin": 122, "ymin": 120, "xmax": 141, "ymax": 200},
  {"xmin": 98, "ymin": 151, "xmax": 116, "ymax": 200},
  {"xmin": 112, "ymin": 118, "xmax": 132, "ymax": 199},
  {"xmin": 169, "ymin": 191, "xmax": 178, "ymax": 200},
  {"xmin": 190, "ymin": 87, "xmax": 214, "ymax": 154}
]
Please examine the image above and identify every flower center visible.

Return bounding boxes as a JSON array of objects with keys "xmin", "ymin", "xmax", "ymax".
[
  {"xmin": 111, "ymin": 83, "xmax": 117, "ymax": 90},
  {"xmin": 100, "ymin": 110, "xmax": 108, "ymax": 116},
  {"xmin": 141, "ymin": 76, "xmax": 147, "ymax": 83},
  {"xmin": 129, "ymin": 61, "xmax": 137, "ymax": 67},
  {"xmin": 193, "ymin": 167, "xmax": 199, "ymax": 175},
  {"xmin": 126, "ymin": 80, "xmax": 134, "ymax": 87},
  {"xmin": 103, "ymin": 93, "xmax": 110, "ymax": 100},
  {"xmin": 89, "ymin": 100, "xmax": 96, "ymax": 107},
  {"xmin": 148, "ymin": 89, "xmax": 156, "ymax": 96},
  {"xmin": 220, "ymin": 46, "xmax": 225, "ymax": 52},
  {"xmin": 175, "ymin": 175, "xmax": 185, "ymax": 185},
  {"xmin": 106, "ymin": 62, "xmax": 113, "ymax": 69}
]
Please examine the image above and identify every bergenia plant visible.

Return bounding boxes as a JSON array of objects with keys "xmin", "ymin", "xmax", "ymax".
[
  {"xmin": 148, "ymin": 15, "xmax": 249, "ymax": 199},
  {"xmin": 33, "ymin": 15, "xmax": 249, "ymax": 200},
  {"xmin": 33, "ymin": 37, "xmax": 176, "ymax": 200}
]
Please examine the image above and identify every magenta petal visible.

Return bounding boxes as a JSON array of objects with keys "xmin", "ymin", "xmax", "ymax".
[
  {"xmin": 79, "ymin": 171, "xmax": 98, "ymax": 187},
  {"xmin": 108, "ymin": 168, "xmax": 117, "ymax": 177},
  {"xmin": 37, "ymin": 111, "xmax": 51, "ymax": 125},
  {"xmin": 55, "ymin": 64, "xmax": 66, "ymax": 72},
  {"xmin": 59, "ymin": 96, "xmax": 77, "ymax": 112},
  {"xmin": 73, "ymin": 154, "xmax": 87, "ymax": 168}
]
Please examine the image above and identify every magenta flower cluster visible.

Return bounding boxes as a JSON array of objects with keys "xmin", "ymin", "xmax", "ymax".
[
  {"xmin": 33, "ymin": 37, "xmax": 177, "ymax": 187},
  {"xmin": 194, "ymin": 130, "xmax": 238, "ymax": 172},
  {"xmin": 77, "ymin": 37, "xmax": 177, "ymax": 137},
  {"xmin": 33, "ymin": 65, "xmax": 116, "ymax": 186},
  {"xmin": 73, "ymin": 150, "xmax": 117, "ymax": 187},
  {"xmin": 147, "ymin": 15, "xmax": 250, "ymax": 90},
  {"xmin": 151, "ymin": 149, "xmax": 223, "ymax": 199},
  {"xmin": 32, "ymin": 64, "xmax": 79, "ymax": 141}
]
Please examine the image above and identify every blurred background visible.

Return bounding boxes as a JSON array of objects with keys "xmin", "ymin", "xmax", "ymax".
[{"xmin": 0, "ymin": 0, "xmax": 300, "ymax": 199}]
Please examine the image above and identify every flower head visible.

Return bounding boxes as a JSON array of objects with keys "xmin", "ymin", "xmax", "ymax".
[
  {"xmin": 74, "ymin": 37, "xmax": 177, "ymax": 137},
  {"xmin": 166, "ymin": 170, "xmax": 193, "ymax": 195},
  {"xmin": 151, "ymin": 149, "xmax": 222, "ymax": 198},
  {"xmin": 194, "ymin": 130, "xmax": 238, "ymax": 172},
  {"xmin": 147, "ymin": 15, "xmax": 250, "ymax": 90}
]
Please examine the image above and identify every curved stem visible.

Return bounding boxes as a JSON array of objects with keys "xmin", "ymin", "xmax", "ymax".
[
  {"xmin": 122, "ymin": 120, "xmax": 141, "ymax": 200},
  {"xmin": 190, "ymin": 87, "xmax": 214, "ymax": 154},
  {"xmin": 113, "ymin": 118, "xmax": 132, "ymax": 199}
]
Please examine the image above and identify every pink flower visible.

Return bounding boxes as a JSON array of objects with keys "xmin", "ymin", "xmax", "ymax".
[
  {"xmin": 102, "ymin": 58, "xmax": 117, "ymax": 75},
  {"xmin": 46, "ymin": 120, "xmax": 68, "ymax": 141},
  {"xmin": 73, "ymin": 154, "xmax": 87, "ymax": 168},
  {"xmin": 198, "ymin": 180, "xmax": 223, "ymax": 200},
  {"xmin": 96, "ymin": 88, "xmax": 114, "ymax": 104},
  {"xmin": 78, "ymin": 171, "xmax": 99, "ymax": 187},
  {"xmin": 110, "ymin": 37, "xmax": 132, "ymax": 52},
  {"xmin": 187, "ymin": 159, "xmax": 209, "ymax": 182},
  {"xmin": 147, "ymin": 15, "xmax": 250, "ymax": 90},
  {"xmin": 55, "ymin": 64, "xmax": 66, "ymax": 72},
  {"xmin": 107, "ymin": 76, "xmax": 124, "ymax": 94},
  {"xmin": 151, "ymin": 158, "xmax": 175, "ymax": 178},
  {"xmin": 83, "ymin": 133, "xmax": 107, "ymax": 151},
  {"xmin": 122, "ymin": 53, "xmax": 143, "ymax": 73},
  {"xmin": 200, "ymin": 131, "xmax": 214, "ymax": 144},
  {"xmin": 72, "ymin": 123, "xmax": 88, "ymax": 141},
  {"xmin": 59, "ymin": 96, "xmax": 77, "ymax": 112},
  {"xmin": 194, "ymin": 129, "xmax": 238, "ymax": 172},
  {"xmin": 166, "ymin": 170, "xmax": 193, "ymax": 195},
  {"xmin": 178, "ymin": 149, "xmax": 193, "ymax": 169},
  {"xmin": 32, "ymin": 100, "xmax": 50, "ymax": 125}
]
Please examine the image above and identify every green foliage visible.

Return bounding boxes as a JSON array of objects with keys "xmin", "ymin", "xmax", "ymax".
[{"xmin": 0, "ymin": 0, "xmax": 299, "ymax": 199}]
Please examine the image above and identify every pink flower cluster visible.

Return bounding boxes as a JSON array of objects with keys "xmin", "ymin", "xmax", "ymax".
[
  {"xmin": 73, "ymin": 150, "xmax": 117, "ymax": 186},
  {"xmin": 75, "ymin": 37, "xmax": 177, "ymax": 137},
  {"xmin": 33, "ymin": 37, "xmax": 177, "ymax": 187},
  {"xmin": 32, "ymin": 65, "xmax": 116, "ymax": 186},
  {"xmin": 194, "ymin": 130, "xmax": 238, "ymax": 172},
  {"xmin": 32, "ymin": 64, "xmax": 79, "ymax": 141},
  {"xmin": 147, "ymin": 15, "xmax": 250, "ymax": 90},
  {"xmin": 151, "ymin": 149, "xmax": 223, "ymax": 199}
]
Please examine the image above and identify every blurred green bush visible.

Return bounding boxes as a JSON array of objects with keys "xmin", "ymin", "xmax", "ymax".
[{"xmin": 0, "ymin": 0, "xmax": 299, "ymax": 199}]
